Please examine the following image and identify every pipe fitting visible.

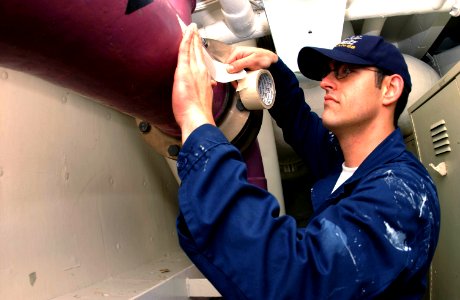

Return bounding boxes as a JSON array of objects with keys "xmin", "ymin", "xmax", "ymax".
[
  {"xmin": 199, "ymin": 11, "xmax": 269, "ymax": 44},
  {"xmin": 450, "ymin": 1, "xmax": 460, "ymax": 16},
  {"xmin": 219, "ymin": 0, "xmax": 256, "ymax": 38},
  {"xmin": 432, "ymin": 0, "xmax": 448, "ymax": 10}
]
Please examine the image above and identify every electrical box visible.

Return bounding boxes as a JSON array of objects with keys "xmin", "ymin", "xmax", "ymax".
[{"xmin": 409, "ymin": 61, "xmax": 460, "ymax": 300}]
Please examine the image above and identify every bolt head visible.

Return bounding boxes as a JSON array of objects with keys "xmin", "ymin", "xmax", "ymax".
[
  {"xmin": 138, "ymin": 121, "xmax": 151, "ymax": 133},
  {"xmin": 168, "ymin": 145, "xmax": 181, "ymax": 157}
]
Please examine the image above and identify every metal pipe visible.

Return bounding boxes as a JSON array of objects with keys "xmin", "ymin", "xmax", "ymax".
[
  {"xmin": 242, "ymin": 140, "xmax": 267, "ymax": 190},
  {"xmin": 218, "ymin": 0, "xmax": 256, "ymax": 38},
  {"xmin": 432, "ymin": 0, "xmax": 449, "ymax": 10},
  {"xmin": 199, "ymin": 10, "xmax": 269, "ymax": 44},
  {"xmin": 0, "ymin": 0, "xmax": 197, "ymax": 137}
]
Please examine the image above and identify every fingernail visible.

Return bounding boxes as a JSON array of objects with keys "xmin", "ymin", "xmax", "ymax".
[{"xmin": 226, "ymin": 65, "xmax": 234, "ymax": 72}]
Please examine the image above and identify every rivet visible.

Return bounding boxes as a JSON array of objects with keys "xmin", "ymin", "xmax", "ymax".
[
  {"xmin": 168, "ymin": 145, "xmax": 181, "ymax": 157},
  {"xmin": 1, "ymin": 71, "xmax": 8, "ymax": 80},
  {"xmin": 61, "ymin": 95, "xmax": 68, "ymax": 103},
  {"xmin": 138, "ymin": 121, "xmax": 151, "ymax": 133}
]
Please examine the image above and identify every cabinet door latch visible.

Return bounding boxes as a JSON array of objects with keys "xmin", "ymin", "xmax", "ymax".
[{"xmin": 429, "ymin": 162, "xmax": 448, "ymax": 176}]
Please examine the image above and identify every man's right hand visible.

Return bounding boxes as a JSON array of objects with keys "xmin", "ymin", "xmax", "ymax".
[{"xmin": 225, "ymin": 46, "xmax": 278, "ymax": 74}]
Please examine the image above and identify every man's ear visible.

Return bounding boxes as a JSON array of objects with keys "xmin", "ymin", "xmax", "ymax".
[{"xmin": 382, "ymin": 74, "xmax": 404, "ymax": 106}]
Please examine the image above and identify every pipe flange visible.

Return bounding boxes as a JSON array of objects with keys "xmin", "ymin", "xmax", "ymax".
[{"xmin": 137, "ymin": 87, "xmax": 262, "ymax": 159}]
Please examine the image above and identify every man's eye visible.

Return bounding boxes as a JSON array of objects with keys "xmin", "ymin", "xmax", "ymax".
[
  {"xmin": 336, "ymin": 66, "xmax": 352, "ymax": 78},
  {"xmin": 343, "ymin": 67, "xmax": 352, "ymax": 75}
]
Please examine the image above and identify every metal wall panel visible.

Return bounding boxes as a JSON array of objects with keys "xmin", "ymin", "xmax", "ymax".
[
  {"xmin": 0, "ymin": 67, "xmax": 183, "ymax": 299},
  {"xmin": 409, "ymin": 62, "xmax": 460, "ymax": 300}
]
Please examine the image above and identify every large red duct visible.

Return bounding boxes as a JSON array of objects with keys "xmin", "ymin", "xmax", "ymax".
[
  {"xmin": 0, "ymin": 0, "xmax": 204, "ymax": 137},
  {"xmin": 0, "ymin": 0, "xmax": 267, "ymax": 189}
]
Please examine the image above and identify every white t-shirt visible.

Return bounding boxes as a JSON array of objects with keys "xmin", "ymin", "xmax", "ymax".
[{"xmin": 331, "ymin": 163, "xmax": 358, "ymax": 193}]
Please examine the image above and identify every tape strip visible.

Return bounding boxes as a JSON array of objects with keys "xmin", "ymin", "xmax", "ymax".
[
  {"xmin": 237, "ymin": 70, "xmax": 276, "ymax": 110},
  {"xmin": 202, "ymin": 50, "xmax": 247, "ymax": 83},
  {"xmin": 176, "ymin": 15, "xmax": 246, "ymax": 83}
]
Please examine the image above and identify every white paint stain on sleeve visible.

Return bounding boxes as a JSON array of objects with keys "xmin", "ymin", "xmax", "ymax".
[
  {"xmin": 383, "ymin": 170, "xmax": 430, "ymax": 218},
  {"xmin": 320, "ymin": 218, "xmax": 357, "ymax": 267},
  {"xmin": 383, "ymin": 221, "xmax": 411, "ymax": 252},
  {"xmin": 419, "ymin": 193, "xmax": 428, "ymax": 218}
]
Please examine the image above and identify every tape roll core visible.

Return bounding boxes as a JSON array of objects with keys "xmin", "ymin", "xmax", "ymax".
[{"xmin": 237, "ymin": 69, "xmax": 276, "ymax": 110}]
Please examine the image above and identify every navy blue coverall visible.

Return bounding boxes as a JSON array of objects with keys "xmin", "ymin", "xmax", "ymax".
[{"xmin": 175, "ymin": 59, "xmax": 440, "ymax": 299}]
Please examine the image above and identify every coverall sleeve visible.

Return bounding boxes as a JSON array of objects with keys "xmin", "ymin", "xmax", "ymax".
[
  {"xmin": 175, "ymin": 125, "xmax": 436, "ymax": 299},
  {"xmin": 267, "ymin": 59, "xmax": 342, "ymax": 180}
]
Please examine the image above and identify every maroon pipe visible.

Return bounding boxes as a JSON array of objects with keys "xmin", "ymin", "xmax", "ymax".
[
  {"xmin": 242, "ymin": 140, "xmax": 267, "ymax": 190},
  {"xmin": 0, "ymin": 0, "xmax": 227, "ymax": 137},
  {"xmin": 0, "ymin": 0, "xmax": 267, "ymax": 190}
]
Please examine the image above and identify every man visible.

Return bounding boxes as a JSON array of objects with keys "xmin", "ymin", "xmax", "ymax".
[{"xmin": 172, "ymin": 24, "xmax": 440, "ymax": 299}]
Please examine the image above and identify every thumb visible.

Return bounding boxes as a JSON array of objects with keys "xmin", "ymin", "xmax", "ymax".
[
  {"xmin": 226, "ymin": 57, "xmax": 252, "ymax": 73},
  {"xmin": 226, "ymin": 62, "xmax": 240, "ymax": 74}
]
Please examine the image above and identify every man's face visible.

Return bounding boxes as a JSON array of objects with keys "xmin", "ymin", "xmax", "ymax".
[{"xmin": 319, "ymin": 62, "xmax": 383, "ymax": 135}]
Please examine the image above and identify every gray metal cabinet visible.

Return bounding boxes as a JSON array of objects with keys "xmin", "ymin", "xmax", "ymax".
[{"xmin": 409, "ymin": 61, "xmax": 460, "ymax": 300}]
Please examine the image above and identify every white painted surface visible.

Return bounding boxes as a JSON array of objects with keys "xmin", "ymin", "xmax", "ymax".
[
  {"xmin": 263, "ymin": 0, "xmax": 347, "ymax": 73},
  {"xmin": 186, "ymin": 278, "xmax": 221, "ymax": 298},
  {"xmin": 0, "ymin": 67, "xmax": 183, "ymax": 299},
  {"xmin": 345, "ymin": 0, "xmax": 454, "ymax": 20}
]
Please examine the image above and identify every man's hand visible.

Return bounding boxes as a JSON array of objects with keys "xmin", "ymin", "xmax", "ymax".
[
  {"xmin": 225, "ymin": 46, "xmax": 278, "ymax": 74},
  {"xmin": 172, "ymin": 24, "xmax": 216, "ymax": 144}
]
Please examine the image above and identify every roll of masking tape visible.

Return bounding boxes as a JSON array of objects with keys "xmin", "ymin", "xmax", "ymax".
[{"xmin": 237, "ymin": 69, "xmax": 276, "ymax": 110}]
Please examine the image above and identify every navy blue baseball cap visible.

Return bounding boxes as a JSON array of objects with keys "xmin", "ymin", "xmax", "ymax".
[{"xmin": 297, "ymin": 35, "xmax": 412, "ymax": 92}]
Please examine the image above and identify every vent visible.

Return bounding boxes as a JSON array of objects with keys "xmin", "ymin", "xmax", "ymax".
[{"xmin": 430, "ymin": 119, "xmax": 451, "ymax": 155}]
